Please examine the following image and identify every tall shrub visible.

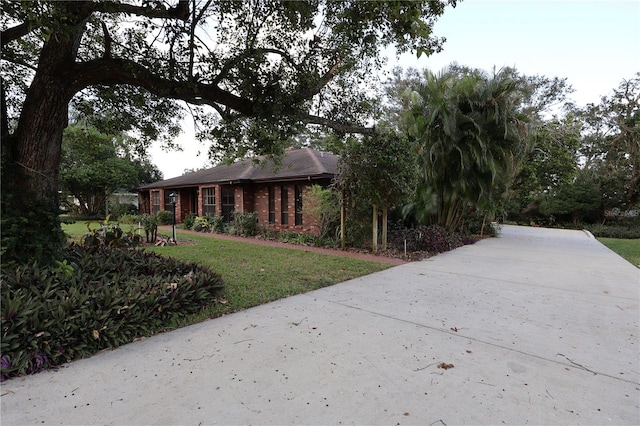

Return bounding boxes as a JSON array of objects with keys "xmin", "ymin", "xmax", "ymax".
[
  {"xmin": 403, "ymin": 67, "xmax": 528, "ymax": 231},
  {"xmin": 303, "ymin": 185, "xmax": 340, "ymax": 240}
]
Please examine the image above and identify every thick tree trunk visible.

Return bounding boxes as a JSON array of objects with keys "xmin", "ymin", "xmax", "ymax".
[
  {"xmin": 12, "ymin": 80, "xmax": 70, "ymax": 197},
  {"xmin": 77, "ymin": 192, "xmax": 108, "ymax": 217},
  {"xmin": 1, "ymin": 38, "xmax": 76, "ymax": 264}
]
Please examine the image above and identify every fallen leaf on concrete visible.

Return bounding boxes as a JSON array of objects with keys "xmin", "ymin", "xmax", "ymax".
[{"xmin": 437, "ymin": 362, "xmax": 454, "ymax": 370}]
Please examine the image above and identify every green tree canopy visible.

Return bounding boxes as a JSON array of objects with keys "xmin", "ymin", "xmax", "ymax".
[
  {"xmin": 335, "ymin": 131, "xmax": 416, "ymax": 208},
  {"xmin": 579, "ymin": 73, "xmax": 639, "ymax": 211},
  {"xmin": 540, "ymin": 169, "xmax": 601, "ymax": 225},
  {"xmin": 60, "ymin": 123, "xmax": 162, "ymax": 216},
  {"xmin": 0, "ymin": 0, "xmax": 457, "ymax": 264},
  {"xmin": 509, "ymin": 115, "xmax": 582, "ymax": 217},
  {"xmin": 302, "ymin": 185, "xmax": 340, "ymax": 241},
  {"xmin": 335, "ymin": 131, "xmax": 417, "ymax": 251},
  {"xmin": 507, "ymin": 73, "xmax": 639, "ymax": 225}
]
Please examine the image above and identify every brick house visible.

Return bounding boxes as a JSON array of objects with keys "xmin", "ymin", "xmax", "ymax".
[{"xmin": 137, "ymin": 148, "xmax": 338, "ymax": 235}]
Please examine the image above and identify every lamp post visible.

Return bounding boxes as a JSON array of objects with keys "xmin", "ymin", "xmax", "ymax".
[{"xmin": 169, "ymin": 191, "xmax": 177, "ymax": 243}]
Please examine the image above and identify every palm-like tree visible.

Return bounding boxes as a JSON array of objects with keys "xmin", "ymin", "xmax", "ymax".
[{"xmin": 404, "ymin": 67, "xmax": 527, "ymax": 231}]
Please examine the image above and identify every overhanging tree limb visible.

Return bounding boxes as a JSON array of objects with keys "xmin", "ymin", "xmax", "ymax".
[
  {"xmin": 93, "ymin": 0, "xmax": 189, "ymax": 21},
  {"xmin": 1, "ymin": 22, "xmax": 35, "ymax": 46},
  {"xmin": 70, "ymin": 57, "xmax": 378, "ymax": 134},
  {"xmin": 305, "ymin": 115, "xmax": 378, "ymax": 134},
  {"xmin": 69, "ymin": 57, "xmax": 254, "ymax": 114},
  {"xmin": 1, "ymin": 1, "xmax": 189, "ymax": 48}
]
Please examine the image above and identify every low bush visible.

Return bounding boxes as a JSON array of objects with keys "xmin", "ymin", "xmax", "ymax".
[
  {"xmin": 60, "ymin": 216, "xmax": 76, "ymax": 225},
  {"xmin": 0, "ymin": 244, "xmax": 224, "ymax": 381},
  {"xmin": 140, "ymin": 214, "xmax": 158, "ymax": 243},
  {"xmin": 389, "ymin": 224, "xmax": 464, "ymax": 254},
  {"xmin": 210, "ymin": 215, "xmax": 226, "ymax": 233},
  {"xmin": 585, "ymin": 222, "xmax": 640, "ymax": 239},
  {"xmin": 233, "ymin": 211, "xmax": 258, "ymax": 237},
  {"xmin": 278, "ymin": 230, "xmax": 316, "ymax": 246},
  {"xmin": 314, "ymin": 236, "xmax": 339, "ymax": 249},
  {"xmin": 192, "ymin": 216, "xmax": 212, "ymax": 233},
  {"xmin": 257, "ymin": 227, "xmax": 337, "ymax": 248},
  {"xmin": 109, "ymin": 203, "xmax": 138, "ymax": 220},
  {"xmin": 118, "ymin": 214, "xmax": 141, "ymax": 224},
  {"xmin": 82, "ymin": 222, "xmax": 143, "ymax": 248},
  {"xmin": 156, "ymin": 210, "xmax": 174, "ymax": 225},
  {"xmin": 423, "ymin": 226, "xmax": 463, "ymax": 253},
  {"xmin": 259, "ymin": 225, "xmax": 278, "ymax": 240},
  {"xmin": 183, "ymin": 213, "xmax": 197, "ymax": 230},
  {"xmin": 462, "ymin": 214, "xmax": 501, "ymax": 237}
]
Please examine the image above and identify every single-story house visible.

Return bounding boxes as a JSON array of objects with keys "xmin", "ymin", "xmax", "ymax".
[{"xmin": 137, "ymin": 148, "xmax": 338, "ymax": 235}]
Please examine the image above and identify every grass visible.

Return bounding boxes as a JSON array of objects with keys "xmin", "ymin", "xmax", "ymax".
[
  {"xmin": 149, "ymin": 233, "xmax": 389, "ymax": 324},
  {"xmin": 61, "ymin": 222, "xmax": 391, "ymax": 327},
  {"xmin": 62, "ymin": 219, "xmax": 143, "ymax": 241},
  {"xmin": 597, "ymin": 238, "xmax": 640, "ymax": 268}
]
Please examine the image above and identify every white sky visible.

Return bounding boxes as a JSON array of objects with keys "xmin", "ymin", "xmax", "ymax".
[{"xmin": 150, "ymin": 0, "xmax": 640, "ymax": 179}]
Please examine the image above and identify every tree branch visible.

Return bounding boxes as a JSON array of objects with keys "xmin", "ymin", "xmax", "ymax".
[
  {"xmin": 1, "ymin": 22, "xmax": 35, "ymax": 47},
  {"xmin": 2, "ymin": 1, "xmax": 189, "ymax": 48},
  {"xmin": 305, "ymin": 114, "xmax": 378, "ymax": 134},
  {"xmin": 187, "ymin": 0, "xmax": 214, "ymax": 81},
  {"xmin": 300, "ymin": 55, "xmax": 342, "ymax": 99},
  {"xmin": 257, "ymin": 48, "xmax": 300, "ymax": 68},
  {"xmin": 93, "ymin": 0, "xmax": 189, "ymax": 21},
  {"xmin": 211, "ymin": 47, "xmax": 301, "ymax": 86},
  {"xmin": 70, "ymin": 57, "xmax": 254, "ymax": 115},
  {"xmin": 211, "ymin": 55, "xmax": 244, "ymax": 86},
  {"xmin": 101, "ymin": 22, "xmax": 112, "ymax": 59},
  {"xmin": 70, "ymin": 58, "xmax": 376, "ymax": 135}
]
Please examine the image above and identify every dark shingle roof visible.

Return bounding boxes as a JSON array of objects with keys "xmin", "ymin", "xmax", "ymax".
[{"xmin": 139, "ymin": 148, "xmax": 338, "ymax": 190}]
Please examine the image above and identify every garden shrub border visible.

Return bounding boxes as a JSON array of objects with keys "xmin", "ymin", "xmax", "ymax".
[{"xmin": 0, "ymin": 244, "xmax": 224, "ymax": 381}]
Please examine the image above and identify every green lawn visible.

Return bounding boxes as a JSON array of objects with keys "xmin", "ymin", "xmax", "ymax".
[
  {"xmin": 62, "ymin": 219, "xmax": 142, "ymax": 240},
  {"xmin": 61, "ymin": 219, "xmax": 92, "ymax": 239},
  {"xmin": 597, "ymin": 238, "xmax": 640, "ymax": 268},
  {"xmin": 61, "ymin": 223, "xmax": 390, "ymax": 327}
]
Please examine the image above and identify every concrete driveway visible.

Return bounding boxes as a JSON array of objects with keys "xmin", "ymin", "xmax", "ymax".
[{"xmin": 1, "ymin": 225, "xmax": 639, "ymax": 425}]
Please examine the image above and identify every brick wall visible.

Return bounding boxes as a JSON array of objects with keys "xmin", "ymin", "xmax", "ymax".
[
  {"xmin": 144, "ymin": 179, "xmax": 329, "ymax": 236},
  {"xmin": 253, "ymin": 183, "xmax": 320, "ymax": 235}
]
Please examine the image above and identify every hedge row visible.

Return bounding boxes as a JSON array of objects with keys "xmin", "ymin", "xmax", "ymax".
[
  {"xmin": 585, "ymin": 223, "xmax": 640, "ymax": 239},
  {"xmin": 388, "ymin": 224, "xmax": 467, "ymax": 253}
]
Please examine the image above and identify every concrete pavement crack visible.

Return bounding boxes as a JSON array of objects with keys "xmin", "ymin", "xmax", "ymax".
[
  {"xmin": 407, "ymin": 267, "xmax": 638, "ymax": 301},
  {"xmin": 312, "ymin": 295, "xmax": 640, "ymax": 386}
]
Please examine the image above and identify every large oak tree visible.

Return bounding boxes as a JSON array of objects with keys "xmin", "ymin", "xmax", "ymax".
[
  {"xmin": 579, "ymin": 73, "xmax": 640, "ymax": 211},
  {"xmin": 1, "ymin": 0, "xmax": 456, "ymax": 264}
]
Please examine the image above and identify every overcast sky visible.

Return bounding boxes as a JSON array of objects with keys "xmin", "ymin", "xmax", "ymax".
[{"xmin": 150, "ymin": 0, "xmax": 640, "ymax": 179}]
